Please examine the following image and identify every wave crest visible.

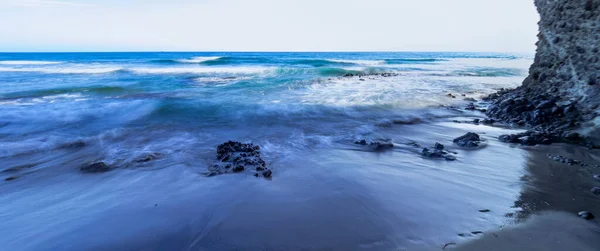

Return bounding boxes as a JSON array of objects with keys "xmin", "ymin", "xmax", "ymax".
[{"xmin": 0, "ymin": 60, "xmax": 62, "ymax": 65}]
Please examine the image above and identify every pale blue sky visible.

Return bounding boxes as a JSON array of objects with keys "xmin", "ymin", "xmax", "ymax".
[{"xmin": 0, "ymin": 0, "xmax": 539, "ymax": 52}]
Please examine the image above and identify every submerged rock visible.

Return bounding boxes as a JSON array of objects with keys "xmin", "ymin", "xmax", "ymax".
[
  {"xmin": 134, "ymin": 152, "xmax": 164, "ymax": 163},
  {"xmin": 208, "ymin": 141, "xmax": 271, "ymax": 178},
  {"xmin": 421, "ymin": 143, "xmax": 456, "ymax": 161},
  {"xmin": 591, "ymin": 187, "xmax": 600, "ymax": 196},
  {"xmin": 578, "ymin": 211, "xmax": 595, "ymax": 220},
  {"xmin": 355, "ymin": 139, "xmax": 394, "ymax": 151},
  {"xmin": 81, "ymin": 162, "xmax": 111, "ymax": 173},
  {"xmin": 453, "ymin": 132, "xmax": 481, "ymax": 148}
]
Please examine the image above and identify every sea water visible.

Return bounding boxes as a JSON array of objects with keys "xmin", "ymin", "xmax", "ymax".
[{"xmin": 4, "ymin": 52, "xmax": 597, "ymax": 250}]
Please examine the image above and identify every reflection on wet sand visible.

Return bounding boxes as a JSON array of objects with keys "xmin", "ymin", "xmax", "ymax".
[
  {"xmin": 512, "ymin": 144, "xmax": 600, "ymax": 222},
  {"xmin": 455, "ymin": 143, "xmax": 600, "ymax": 250}
]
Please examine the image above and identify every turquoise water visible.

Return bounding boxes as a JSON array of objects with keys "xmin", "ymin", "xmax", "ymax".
[
  {"xmin": 0, "ymin": 52, "xmax": 531, "ymax": 156},
  {"xmin": 0, "ymin": 52, "xmax": 548, "ymax": 250}
]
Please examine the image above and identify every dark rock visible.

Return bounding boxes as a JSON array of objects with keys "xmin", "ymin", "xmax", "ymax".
[
  {"xmin": 447, "ymin": 93, "xmax": 456, "ymax": 98},
  {"xmin": 356, "ymin": 139, "xmax": 394, "ymax": 151},
  {"xmin": 209, "ymin": 141, "xmax": 269, "ymax": 178},
  {"xmin": 135, "ymin": 153, "xmax": 163, "ymax": 163},
  {"xmin": 434, "ymin": 142, "xmax": 445, "ymax": 150},
  {"xmin": 548, "ymin": 154, "xmax": 587, "ymax": 166},
  {"xmin": 482, "ymin": 0, "xmax": 600, "ymax": 140},
  {"xmin": 535, "ymin": 100, "xmax": 555, "ymax": 110},
  {"xmin": 421, "ymin": 146, "xmax": 456, "ymax": 161},
  {"xmin": 81, "ymin": 162, "xmax": 111, "ymax": 173},
  {"xmin": 262, "ymin": 169, "xmax": 272, "ymax": 178},
  {"xmin": 479, "ymin": 209, "xmax": 491, "ymax": 213},
  {"xmin": 392, "ymin": 118, "xmax": 422, "ymax": 125},
  {"xmin": 232, "ymin": 165, "xmax": 244, "ymax": 172},
  {"xmin": 591, "ymin": 187, "xmax": 600, "ymax": 195},
  {"xmin": 594, "ymin": 174, "xmax": 600, "ymax": 182},
  {"xmin": 5, "ymin": 176, "xmax": 18, "ymax": 181},
  {"xmin": 453, "ymin": 132, "xmax": 481, "ymax": 148},
  {"xmin": 369, "ymin": 140, "xmax": 394, "ymax": 151},
  {"xmin": 465, "ymin": 103, "xmax": 476, "ymax": 110},
  {"xmin": 578, "ymin": 211, "xmax": 595, "ymax": 220},
  {"xmin": 473, "ymin": 119, "xmax": 480, "ymax": 124},
  {"xmin": 563, "ymin": 132, "xmax": 581, "ymax": 141},
  {"xmin": 482, "ymin": 118, "xmax": 495, "ymax": 124},
  {"xmin": 355, "ymin": 139, "xmax": 368, "ymax": 145}
]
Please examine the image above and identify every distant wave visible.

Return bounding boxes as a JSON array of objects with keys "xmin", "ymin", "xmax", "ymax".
[
  {"xmin": 289, "ymin": 59, "xmax": 355, "ymax": 67},
  {"xmin": 268, "ymin": 66, "xmax": 389, "ymax": 77},
  {"xmin": 0, "ymin": 67, "xmax": 122, "ymax": 74},
  {"xmin": 1, "ymin": 86, "xmax": 131, "ymax": 100},
  {"xmin": 0, "ymin": 60, "xmax": 62, "ymax": 65},
  {"xmin": 326, "ymin": 59, "xmax": 386, "ymax": 66},
  {"xmin": 384, "ymin": 58, "xmax": 443, "ymax": 64},
  {"xmin": 452, "ymin": 67, "xmax": 525, "ymax": 77},
  {"xmin": 128, "ymin": 66, "xmax": 269, "ymax": 75},
  {"xmin": 176, "ymin": 56, "xmax": 222, "ymax": 64},
  {"xmin": 291, "ymin": 58, "xmax": 442, "ymax": 67},
  {"xmin": 151, "ymin": 57, "xmax": 224, "ymax": 64}
]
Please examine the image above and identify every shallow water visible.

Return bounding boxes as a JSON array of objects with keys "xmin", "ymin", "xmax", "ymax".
[{"xmin": 1, "ymin": 52, "xmax": 599, "ymax": 250}]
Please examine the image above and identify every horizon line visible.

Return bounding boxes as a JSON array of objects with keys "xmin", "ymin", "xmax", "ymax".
[{"xmin": 0, "ymin": 50, "xmax": 534, "ymax": 54}]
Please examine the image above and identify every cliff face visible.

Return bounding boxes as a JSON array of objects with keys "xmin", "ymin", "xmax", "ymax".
[
  {"xmin": 525, "ymin": 0, "xmax": 600, "ymax": 107},
  {"xmin": 486, "ymin": 0, "xmax": 600, "ymax": 141}
]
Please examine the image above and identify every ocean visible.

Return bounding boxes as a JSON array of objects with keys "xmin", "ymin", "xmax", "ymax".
[{"xmin": 6, "ymin": 52, "xmax": 596, "ymax": 250}]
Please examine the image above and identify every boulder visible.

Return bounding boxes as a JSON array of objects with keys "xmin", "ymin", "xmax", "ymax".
[
  {"xmin": 453, "ymin": 132, "xmax": 481, "ymax": 148},
  {"xmin": 209, "ymin": 141, "xmax": 271, "ymax": 178},
  {"xmin": 81, "ymin": 162, "xmax": 111, "ymax": 173}
]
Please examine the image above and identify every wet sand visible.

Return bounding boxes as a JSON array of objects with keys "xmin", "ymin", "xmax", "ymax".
[{"xmin": 1, "ymin": 118, "xmax": 599, "ymax": 250}]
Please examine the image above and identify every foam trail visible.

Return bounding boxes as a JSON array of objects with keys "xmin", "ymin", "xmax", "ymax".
[
  {"xmin": 0, "ymin": 60, "xmax": 62, "ymax": 65},
  {"xmin": 0, "ymin": 67, "xmax": 122, "ymax": 74},
  {"xmin": 327, "ymin": 59, "xmax": 386, "ymax": 66},
  {"xmin": 129, "ymin": 66, "xmax": 268, "ymax": 75},
  {"xmin": 176, "ymin": 57, "xmax": 222, "ymax": 64}
]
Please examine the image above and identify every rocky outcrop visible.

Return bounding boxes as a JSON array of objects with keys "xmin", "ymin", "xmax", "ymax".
[
  {"xmin": 421, "ymin": 142, "xmax": 457, "ymax": 161},
  {"xmin": 453, "ymin": 132, "xmax": 482, "ymax": 148},
  {"xmin": 208, "ymin": 141, "xmax": 271, "ymax": 178},
  {"xmin": 486, "ymin": 0, "xmax": 600, "ymax": 141}
]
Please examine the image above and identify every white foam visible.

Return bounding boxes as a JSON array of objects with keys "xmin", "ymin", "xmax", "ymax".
[
  {"xmin": 0, "ymin": 60, "xmax": 62, "ymax": 65},
  {"xmin": 129, "ymin": 66, "xmax": 268, "ymax": 75},
  {"xmin": 175, "ymin": 57, "xmax": 222, "ymax": 64},
  {"xmin": 327, "ymin": 59, "xmax": 386, "ymax": 66},
  {"xmin": 0, "ymin": 67, "xmax": 122, "ymax": 74}
]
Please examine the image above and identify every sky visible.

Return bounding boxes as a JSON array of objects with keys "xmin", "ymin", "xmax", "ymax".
[{"xmin": 0, "ymin": 0, "xmax": 540, "ymax": 52}]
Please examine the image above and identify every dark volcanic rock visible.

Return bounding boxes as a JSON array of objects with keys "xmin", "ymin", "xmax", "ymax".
[
  {"xmin": 591, "ymin": 187, "xmax": 600, "ymax": 196},
  {"xmin": 135, "ymin": 153, "xmax": 164, "ymax": 163},
  {"xmin": 209, "ymin": 141, "xmax": 271, "ymax": 178},
  {"xmin": 453, "ymin": 132, "xmax": 481, "ymax": 148},
  {"xmin": 421, "ymin": 143, "xmax": 456, "ymax": 161},
  {"xmin": 498, "ymin": 130, "xmax": 596, "ymax": 147},
  {"xmin": 578, "ymin": 211, "xmax": 595, "ymax": 220},
  {"xmin": 547, "ymin": 154, "xmax": 588, "ymax": 166},
  {"xmin": 355, "ymin": 139, "xmax": 394, "ymax": 151},
  {"xmin": 81, "ymin": 162, "xmax": 111, "ymax": 173},
  {"xmin": 484, "ymin": 0, "xmax": 600, "ymax": 141}
]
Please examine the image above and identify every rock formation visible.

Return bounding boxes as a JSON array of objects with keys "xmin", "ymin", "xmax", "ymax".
[{"xmin": 486, "ymin": 0, "xmax": 600, "ymax": 142}]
